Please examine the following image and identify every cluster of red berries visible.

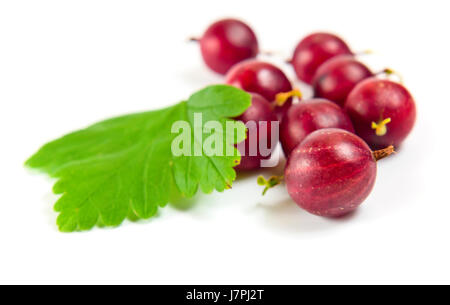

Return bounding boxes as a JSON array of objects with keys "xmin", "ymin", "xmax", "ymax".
[{"xmin": 192, "ymin": 18, "xmax": 416, "ymax": 218}]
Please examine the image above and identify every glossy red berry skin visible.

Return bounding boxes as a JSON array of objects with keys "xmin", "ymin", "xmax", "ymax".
[
  {"xmin": 199, "ymin": 19, "xmax": 259, "ymax": 75},
  {"xmin": 234, "ymin": 93, "xmax": 278, "ymax": 171},
  {"xmin": 285, "ymin": 128, "xmax": 377, "ymax": 217},
  {"xmin": 345, "ymin": 78, "xmax": 416, "ymax": 150},
  {"xmin": 225, "ymin": 60, "xmax": 293, "ymax": 118},
  {"xmin": 280, "ymin": 99, "xmax": 355, "ymax": 157},
  {"xmin": 313, "ymin": 55, "xmax": 372, "ymax": 107},
  {"xmin": 292, "ymin": 33, "xmax": 352, "ymax": 84}
]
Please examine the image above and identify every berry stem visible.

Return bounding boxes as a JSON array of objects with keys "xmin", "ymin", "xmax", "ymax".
[
  {"xmin": 354, "ymin": 49, "xmax": 373, "ymax": 56},
  {"xmin": 275, "ymin": 89, "xmax": 302, "ymax": 107},
  {"xmin": 188, "ymin": 37, "xmax": 200, "ymax": 43},
  {"xmin": 257, "ymin": 175, "xmax": 284, "ymax": 195},
  {"xmin": 372, "ymin": 145, "xmax": 395, "ymax": 161},
  {"xmin": 376, "ymin": 68, "xmax": 404, "ymax": 83},
  {"xmin": 260, "ymin": 50, "xmax": 274, "ymax": 56}
]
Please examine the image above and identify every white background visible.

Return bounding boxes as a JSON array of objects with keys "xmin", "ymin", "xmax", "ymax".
[{"xmin": 1, "ymin": 0, "xmax": 449, "ymax": 284}]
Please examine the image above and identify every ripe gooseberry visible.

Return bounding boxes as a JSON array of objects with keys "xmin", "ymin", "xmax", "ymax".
[
  {"xmin": 312, "ymin": 55, "xmax": 372, "ymax": 107},
  {"xmin": 234, "ymin": 93, "xmax": 278, "ymax": 171},
  {"xmin": 284, "ymin": 129, "xmax": 393, "ymax": 217},
  {"xmin": 291, "ymin": 33, "xmax": 353, "ymax": 84},
  {"xmin": 280, "ymin": 99, "xmax": 355, "ymax": 157},
  {"xmin": 345, "ymin": 78, "xmax": 416, "ymax": 150},
  {"xmin": 192, "ymin": 19, "xmax": 259, "ymax": 75},
  {"xmin": 225, "ymin": 60, "xmax": 300, "ymax": 119}
]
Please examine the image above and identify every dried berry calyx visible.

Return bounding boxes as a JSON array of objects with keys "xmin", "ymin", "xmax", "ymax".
[
  {"xmin": 275, "ymin": 89, "xmax": 302, "ymax": 107},
  {"xmin": 372, "ymin": 117, "xmax": 392, "ymax": 136}
]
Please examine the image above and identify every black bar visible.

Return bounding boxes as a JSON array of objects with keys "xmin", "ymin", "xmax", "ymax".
[{"xmin": 143, "ymin": 286, "xmax": 300, "ymax": 304}]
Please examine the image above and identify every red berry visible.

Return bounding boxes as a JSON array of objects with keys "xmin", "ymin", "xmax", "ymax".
[
  {"xmin": 285, "ymin": 129, "xmax": 391, "ymax": 217},
  {"xmin": 345, "ymin": 78, "xmax": 416, "ymax": 149},
  {"xmin": 234, "ymin": 93, "xmax": 278, "ymax": 171},
  {"xmin": 197, "ymin": 19, "xmax": 259, "ymax": 75},
  {"xmin": 225, "ymin": 60, "xmax": 294, "ymax": 118},
  {"xmin": 280, "ymin": 99, "xmax": 354, "ymax": 157},
  {"xmin": 292, "ymin": 33, "xmax": 352, "ymax": 84},
  {"xmin": 313, "ymin": 55, "xmax": 372, "ymax": 107}
]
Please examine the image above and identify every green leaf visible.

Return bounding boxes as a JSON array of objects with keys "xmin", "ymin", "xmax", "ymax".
[{"xmin": 26, "ymin": 85, "xmax": 251, "ymax": 232}]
